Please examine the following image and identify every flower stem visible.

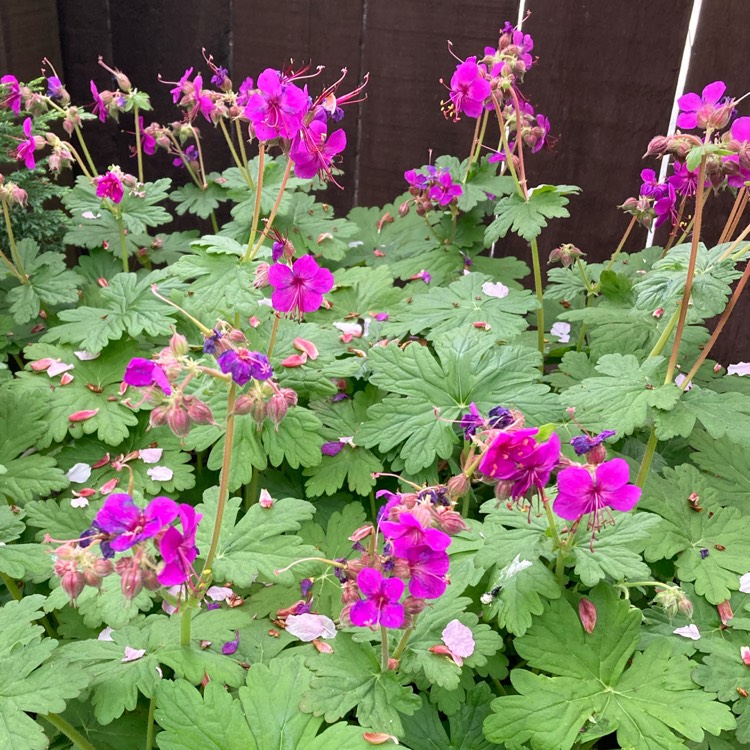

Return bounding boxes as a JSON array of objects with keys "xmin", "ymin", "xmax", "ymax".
[
  {"xmin": 219, "ymin": 119, "xmax": 252, "ymax": 187},
  {"xmin": 2, "ymin": 199, "xmax": 27, "ymax": 282},
  {"xmin": 380, "ymin": 626, "xmax": 390, "ymax": 671},
  {"xmin": 267, "ymin": 313, "xmax": 281, "ymax": 358},
  {"xmin": 392, "ymin": 618, "xmax": 418, "ymax": 660},
  {"xmin": 192, "ymin": 128, "xmax": 208, "ymax": 189},
  {"xmin": 635, "ymin": 427, "xmax": 658, "ymax": 488},
  {"xmin": 530, "ymin": 237, "xmax": 545, "ymax": 363},
  {"xmin": 248, "ymin": 157, "xmax": 293, "ymax": 262},
  {"xmin": 235, "ymin": 119, "xmax": 253, "ymax": 188},
  {"xmin": 243, "ymin": 144, "xmax": 265, "ymax": 261},
  {"xmin": 73, "ymin": 123, "xmax": 97, "ymax": 176},
  {"xmin": 619, "ymin": 580, "xmax": 673, "ymax": 589},
  {"xmin": 718, "ymin": 220, "xmax": 750, "ymax": 262},
  {"xmin": 492, "ymin": 99, "xmax": 522, "ymax": 195},
  {"xmin": 464, "ymin": 110, "xmax": 488, "ymax": 182},
  {"xmin": 665, "ymin": 155, "xmax": 707, "ymax": 385},
  {"xmin": 180, "ymin": 599, "xmax": 192, "ymax": 647},
  {"xmin": 605, "ymin": 215, "xmax": 638, "ymax": 271},
  {"xmin": 133, "ymin": 105, "xmax": 144, "ymax": 184},
  {"xmin": 145, "ymin": 693, "xmax": 157, "ymax": 750},
  {"xmin": 542, "ymin": 495, "xmax": 564, "ymax": 583},
  {"xmin": 200, "ymin": 383, "xmax": 237, "ymax": 580},
  {"xmin": 116, "ymin": 213, "xmax": 129, "ymax": 273},
  {"xmin": 648, "ymin": 306, "xmax": 680, "ymax": 359},
  {"xmin": 41, "ymin": 713, "xmax": 97, "ymax": 750},
  {"xmin": 719, "ymin": 186, "xmax": 747, "ymax": 243}
]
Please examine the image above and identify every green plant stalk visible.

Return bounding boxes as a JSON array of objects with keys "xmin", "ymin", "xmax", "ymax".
[
  {"xmin": 718, "ymin": 220, "xmax": 750, "ymax": 262},
  {"xmin": 665, "ymin": 156, "xmax": 707, "ymax": 385},
  {"xmin": 166, "ymin": 134, "xmax": 203, "ymax": 188},
  {"xmin": 392, "ymin": 617, "xmax": 418, "ymax": 660},
  {"xmin": 464, "ymin": 109, "xmax": 488, "ymax": 181},
  {"xmin": 145, "ymin": 693, "xmax": 156, "ymax": 750},
  {"xmin": 2, "ymin": 199, "xmax": 27, "ymax": 282},
  {"xmin": 266, "ymin": 313, "xmax": 281, "ymax": 358},
  {"xmin": 605, "ymin": 214, "xmax": 637, "ymax": 271},
  {"xmin": 635, "ymin": 427, "xmax": 658, "ymax": 488},
  {"xmin": 180, "ymin": 599, "xmax": 192, "ymax": 647},
  {"xmin": 492, "ymin": 100, "xmax": 522, "ymax": 195},
  {"xmin": 530, "ymin": 237, "xmax": 545, "ymax": 361},
  {"xmin": 41, "ymin": 713, "xmax": 97, "ymax": 750},
  {"xmin": 133, "ymin": 105, "xmax": 144, "ymax": 183},
  {"xmin": 380, "ymin": 626, "xmax": 390, "ymax": 671},
  {"xmin": 235, "ymin": 119, "xmax": 253, "ymax": 188},
  {"xmin": 541, "ymin": 497, "xmax": 564, "ymax": 583},
  {"xmin": 247, "ymin": 157, "xmax": 293, "ymax": 262},
  {"xmin": 647, "ymin": 307, "xmax": 680, "ymax": 359},
  {"xmin": 73, "ymin": 122, "xmax": 97, "ymax": 176},
  {"xmin": 243, "ymin": 144, "xmax": 265, "ymax": 261},
  {"xmin": 219, "ymin": 119, "xmax": 252, "ymax": 187},
  {"xmin": 245, "ymin": 465, "xmax": 260, "ymax": 510},
  {"xmin": 721, "ymin": 186, "xmax": 748, "ymax": 243},
  {"xmin": 192, "ymin": 128, "xmax": 208, "ymax": 189},
  {"xmin": 116, "ymin": 213, "xmax": 129, "ymax": 273},
  {"xmin": 210, "ymin": 210, "xmax": 220, "ymax": 234},
  {"xmin": 620, "ymin": 580, "xmax": 675, "ymax": 589}
]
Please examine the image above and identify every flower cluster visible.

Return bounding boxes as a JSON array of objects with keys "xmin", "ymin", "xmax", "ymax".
[
  {"xmin": 328, "ymin": 485, "xmax": 468, "ymax": 630},
  {"xmin": 403, "ymin": 165, "xmax": 463, "ymax": 214},
  {"xmin": 54, "ymin": 492, "xmax": 201, "ymax": 604}
]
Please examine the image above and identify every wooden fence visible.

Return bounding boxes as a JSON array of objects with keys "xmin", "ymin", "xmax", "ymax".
[{"xmin": 2, "ymin": 0, "xmax": 749, "ymax": 361}]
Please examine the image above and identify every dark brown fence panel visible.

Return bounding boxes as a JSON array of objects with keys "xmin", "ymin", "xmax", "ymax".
[
  {"xmin": 357, "ymin": 0, "xmax": 520, "ymax": 209},
  {"xmin": 685, "ymin": 0, "xmax": 750, "ymax": 363},
  {"xmin": 232, "ymin": 0, "xmax": 365, "ymax": 216},
  {"xmin": 0, "ymin": 0, "xmax": 61, "ymax": 81},
  {"xmin": 519, "ymin": 1, "xmax": 692, "ymax": 261}
]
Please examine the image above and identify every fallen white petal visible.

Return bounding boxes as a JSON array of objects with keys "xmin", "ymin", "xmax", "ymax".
[
  {"xmin": 550, "ymin": 321, "xmax": 571, "ymax": 343},
  {"xmin": 81, "ymin": 211, "xmax": 101, "ymax": 220},
  {"xmin": 673, "ymin": 624, "xmax": 701, "ymax": 640},
  {"xmin": 206, "ymin": 586, "xmax": 234, "ymax": 602},
  {"xmin": 334, "ymin": 321, "xmax": 363, "ymax": 336},
  {"xmin": 728, "ymin": 362, "xmax": 750, "ymax": 376},
  {"xmin": 675, "ymin": 373, "xmax": 693, "ymax": 391},
  {"xmin": 161, "ymin": 585, "xmax": 182, "ymax": 615},
  {"xmin": 139, "ymin": 448, "xmax": 163, "ymax": 464},
  {"xmin": 47, "ymin": 361, "xmax": 74, "ymax": 377},
  {"xmin": 441, "ymin": 619, "xmax": 475, "ymax": 659},
  {"xmin": 147, "ymin": 466, "xmax": 173, "ymax": 482},
  {"xmin": 98, "ymin": 626, "xmax": 114, "ymax": 641},
  {"xmin": 482, "ymin": 281, "xmax": 509, "ymax": 299},
  {"xmin": 258, "ymin": 298, "xmax": 273, "ymax": 307},
  {"xmin": 74, "ymin": 350, "xmax": 100, "ymax": 361},
  {"xmin": 740, "ymin": 573, "xmax": 750, "ymax": 594},
  {"xmin": 286, "ymin": 613, "xmax": 337, "ymax": 642},
  {"xmin": 70, "ymin": 496, "xmax": 90, "ymax": 509},
  {"xmin": 338, "ymin": 436, "xmax": 356, "ymax": 446},
  {"xmin": 66, "ymin": 463, "xmax": 92, "ymax": 484},
  {"xmin": 348, "ymin": 241, "xmax": 364, "ymax": 248},
  {"xmin": 122, "ymin": 646, "xmax": 147, "ymax": 662}
]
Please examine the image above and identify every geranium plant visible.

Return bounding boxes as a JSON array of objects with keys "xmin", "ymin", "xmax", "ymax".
[{"xmin": 1, "ymin": 21, "xmax": 749, "ymax": 750}]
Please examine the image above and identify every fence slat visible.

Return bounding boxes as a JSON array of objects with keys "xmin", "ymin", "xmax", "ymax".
[{"xmin": 0, "ymin": 0, "xmax": 62, "ymax": 80}]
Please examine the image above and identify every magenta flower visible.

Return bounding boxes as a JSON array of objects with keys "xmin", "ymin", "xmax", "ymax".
[
  {"xmin": 460, "ymin": 403, "xmax": 484, "ymax": 439},
  {"xmin": 90, "ymin": 81, "xmax": 108, "ymax": 122},
  {"xmin": 1, "ymin": 74, "xmax": 21, "ymax": 114},
  {"xmin": 16, "ymin": 118, "xmax": 38, "ymax": 170},
  {"xmin": 169, "ymin": 68, "xmax": 194, "ymax": 104},
  {"xmin": 268, "ymin": 255, "xmax": 334, "ymax": 316},
  {"xmin": 653, "ymin": 183, "xmax": 677, "ymax": 228},
  {"xmin": 173, "ymin": 144, "xmax": 198, "ymax": 169},
  {"xmin": 429, "ymin": 171, "xmax": 463, "ymax": 206},
  {"xmin": 123, "ymin": 357, "xmax": 172, "ymax": 395},
  {"xmin": 381, "ymin": 513, "xmax": 451, "ymax": 558},
  {"xmin": 222, "ymin": 630, "xmax": 240, "ymax": 655},
  {"xmin": 211, "ymin": 67, "xmax": 228, "ymax": 88},
  {"xmin": 191, "ymin": 75, "xmax": 215, "ymax": 122},
  {"xmin": 96, "ymin": 171, "xmax": 124, "ymax": 203},
  {"xmin": 553, "ymin": 458, "xmax": 641, "ymax": 530},
  {"xmin": 157, "ymin": 504, "xmax": 202, "ymax": 586},
  {"xmin": 725, "ymin": 116, "xmax": 750, "ymax": 187},
  {"xmin": 236, "ymin": 77, "xmax": 255, "ymax": 108},
  {"xmin": 639, "ymin": 168, "xmax": 668, "ymax": 199},
  {"xmin": 479, "ymin": 429, "xmax": 560, "ymax": 498},
  {"xmin": 404, "ymin": 545, "xmax": 449, "ymax": 599},
  {"xmin": 350, "ymin": 568, "xmax": 404, "ymax": 628},
  {"xmin": 570, "ymin": 430, "xmax": 616, "ymax": 457},
  {"xmin": 46, "ymin": 76, "xmax": 65, "ymax": 100},
  {"xmin": 245, "ymin": 68, "xmax": 308, "ymax": 141},
  {"xmin": 677, "ymin": 80, "xmax": 729, "ymax": 130},
  {"xmin": 449, "ymin": 57, "xmax": 491, "ymax": 119},
  {"xmin": 217, "ymin": 349, "xmax": 272, "ymax": 386},
  {"xmin": 289, "ymin": 119, "xmax": 346, "ymax": 179},
  {"xmin": 668, "ymin": 161, "xmax": 704, "ymax": 197},
  {"xmin": 321, "ymin": 441, "xmax": 345, "ymax": 456},
  {"xmin": 138, "ymin": 117, "xmax": 156, "ymax": 155},
  {"xmin": 95, "ymin": 493, "xmax": 179, "ymax": 552}
]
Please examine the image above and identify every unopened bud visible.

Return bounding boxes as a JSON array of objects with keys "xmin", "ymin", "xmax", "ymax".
[
  {"xmin": 718, "ymin": 599, "xmax": 734, "ymax": 626},
  {"xmin": 402, "ymin": 595, "xmax": 427, "ymax": 615},
  {"xmin": 149, "ymin": 404, "xmax": 169, "ymax": 428},
  {"xmin": 119, "ymin": 565, "xmax": 144, "ymax": 600},
  {"xmin": 433, "ymin": 507, "xmax": 469, "ymax": 534},
  {"xmin": 349, "ymin": 524, "xmax": 374, "ymax": 542},
  {"xmin": 266, "ymin": 392, "xmax": 289, "ymax": 427},
  {"xmin": 341, "ymin": 581, "xmax": 360, "ymax": 605},
  {"xmin": 399, "ymin": 200, "xmax": 411, "ymax": 217},
  {"xmin": 61, "ymin": 570, "xmax": 86, "ymax": 603},
  {"xmin": 83, "ymin": 569, "xmax": 103, "ymax": 588},
  {"xmin": 578, "ymin": 597, "xmax": 597, "ymax": 633},
  {"xmin": 585, "ymin": 443, "xmax": 608, "ymax": 465},
  {"xmin": 93, "ymin": 558, "xmax": 114, "ymax": 577},
  {"xmin": 644, "ymin": 135, "xmax": 670, "ymax": 158},
  {"xmin": 142, "ymin": 568, "xmax": 160, "ymax": 590},
  {"xmin": 254, "ymin": 262, "xmax": 270, "ymax": 288},
  {"xmin": 548, "ymin": 243, "xmax": 584, "ymax": 268},
  {"xmin": 185, "ymin": 396, "xmax": 214, "ymax": 426},
  {"xmin": 447, "ymin": 473, "xmax": 470, "ymax": 499},
  {"xmin": 170, "ymin": 332, "xmax": 189, "ymax": 356},
  {"xmin": 167, "ymin": 405, "xmax": 191, "ymax": 437}
]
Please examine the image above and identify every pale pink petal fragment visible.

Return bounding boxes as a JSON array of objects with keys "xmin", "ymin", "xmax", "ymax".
[
  {"xmin": 70, "ymin": 496, "xmax": 90, "ymax": 509},
  {"xmin": 578, "ymin": 597, "xmax": 597, "ymax": 633},
  {"xmin": 147, "ymin": 466, "xmax": 173, "ymax": 482},
  {"xmin": 74, "ymin": 350, "xmax": 100, "ymax": 361},
  {"xmin": 728, "ymin": 362, "xmax": 750, "ymax": 376},
  {"xmin": 673, "ymin": 624, "xmax": 701, "ymax": 640},
  {"xmin": 334, "ymin": 321, "xmax": 363, "ymax": 336},
  {"xmin": 66, "ymin": 462, "xmax": 92, "ymax": 483},
  {"xmin": 286, "ymin": 613, "xmax": 337, "ymax": 642},
  {"xmin": 139, "ymin": 448, "xmax": 163, "ymax": 464},
  {"xmin": 122, "ymin": 646, "xmax": 147, "ymax": 662},
  {"xmin": 363, "ymin": 732, "xmax": 400, "ymax": 745},
  {"xmin": 441, "ymin": 619, "xmax": 475, "ymax": 659},
  {"xmin": 98, "ymin": 626, "xmax": 114, "ymax": 641},
  {"xmin": 741, "ymin": 646, "xmax": 750, "ymax": 666},
  {"xmin": 258, "ymin": 489, "xmax": 274, "ymax": 508},
  {"xmin": 550, "ymin": 321, "xmax": 571, "ymax": 343},
  {"xmin": 740, "ymin": 573, "xmax": 750, "ymax": 594},
  {"xmin": 206, "ymin": 586, "xmax": 234, "ymax": 602},
  {"xmin": 162, "ymin": 585, "xmax": 182, "ymax": 615},
  {"xmin": 47, "ymin": 361, "xmax": 74, "ymax": 377},
  {"xmin": 482, "ymin": 281, "xmax": 509, "ymax": 298}
]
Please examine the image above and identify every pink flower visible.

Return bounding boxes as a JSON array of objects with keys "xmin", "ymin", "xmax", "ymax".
[
  {"xmin": 553, "ymin": 458, "xmax": 641, "ymax": 529},
  {"xmin": 1, "ymin": 74, "xmax": 21, "ymax": 114},
  {"xmin": 449, "ymin": 57, "xmax": 491, "ymax": 119},
  {"xmin": 350, "ymin": 568, "xmax": 404, "ymax": 629},
  {"xmin": 380, "ymin": 512, "xmax": 451, "ymax": 558},
  {"xmin": 16, "ymin": 118, "xmax": 39, "ymax": 170},
  {"xmin": 290, "ymin": 119, "xmax": 346, "ymax": 179},
  {"xmin": 191, "ymin": 75, "xmax": 216, "ymax": 121},
  {"xmin": 169, "ymin": 67, "xmax": 194, "ymax": 104},
  {"xmin": 268, "ymin": 255, "xmax": 334, "ymax": 316},
  {"xmin": 441, "ymin": 619, "xmax": 475, "ymax": 665},
  {"xmin": 94, "ymin": 493, "xmax": 179, "ymax": 553},
  {"xmin": 123, "ymin": 357, "xmax": 172, "ymax": 394},
  {"xmin": 157, "ymin": 504, "xmax": 202, "ymax": 586},
  {"xmin": 96, "ymin": 171, "xmax": 124, "ymax": 203},
  {"xmin": 245, "ymin": 68, "xmax": 308, "ymax": 141},
  {"xmin": 138, "ymin": 117, "xmax": 156, "ymax": 155},
  {"xmin": 90, "ymin": 81, "xmax": 108, "ymax": 122},
  {"xmin": 479, "ymin": 429, "xmax": 561, "ymax": 499},
  {"xmin": 404, "ymin": 545, "xmax": 449, "ymax": 599},
  {"xmin": 677, "ymin": 80, "xmax": 730, "ymax": 130}
]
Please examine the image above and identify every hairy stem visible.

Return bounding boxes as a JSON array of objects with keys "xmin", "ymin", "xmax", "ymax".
[
  {"xmin": 248, "ymin": 157, "xmax": 293, "ymax": 262},
  {"xmin": 665, "ymin": 156, "xmax": 708, "ymax": 385},
  {"xmin": 380, "ymin": 626, "xmax": 390, "ymax": 671},
  {"xmin": 235, "ymin": 119, "xmax": 253, "ymax": 188},
  {"xmin": 116, "ymin": 213, "xmax": 129, "ymax": 273},
  {"xmin": 718, "ymin": 220, "xmax": 750, "ymax": 262},
  {"xmin": 145, "ymin": 693, "xmax": 157, "ymax": 750},
  {"xmin": 392, "ymin": 618, "xmax": 418, "ymax": 660},
  {"xmin": 133, "ymin": 105, "xmax": 144, "ymax": 184},
  {"xmin": 530, "ymin": 238, "xmax": 545, "ymax": 362},
  {"xmin": 73, "ymin": 123, "xmax": 97, "ymax": 176},
  {"xmin": 2, "ymin": 199, "xmax": 27, "ymax": 282},
  {"xmin": 267, "ymin": 313, "xmax": 281, "ymax": 358},
  {"xmin": 41, "ymin": 713, "xmax": 97, "ymax": 750},
  {"xmin": 243, "ymin": 144, "xmax": 265, "ymax": 261},
  {"xmin": 719, "ymin": 186, "xmax": 747, "ymax": 243},
  {"xmin": 180, "ymin": 599, "xmax": 192, "ymax": 647},
  {"xmin": 192, "ymin": 128, "xmax": 208, "ymax": 188},
  {"xmin": 648, "ymin": 307, "xmax": 680, "ymax": 359},
  {"xmin": 219, "ymin": 119, "xmax": 252, "ymax": 187},
  {"xmin": 635, "ymin": 427, "xmax": 658, "ymax": 488},
  {"xmin": 605, "ymin": 215, "xmax": 637, "ymax": 271}
]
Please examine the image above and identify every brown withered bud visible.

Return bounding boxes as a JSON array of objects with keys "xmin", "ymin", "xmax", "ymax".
[{"xmin": 578, "ymin": 597, "xmax": 597, "ymax": 634}]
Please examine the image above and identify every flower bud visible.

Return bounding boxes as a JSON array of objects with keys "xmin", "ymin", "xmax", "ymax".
[
  {"xmin": 167, "ymin": 405, "xmax": 191, "ymax": 437},
  {"xmin": 391, "ymin": 558, "xmax": 410, "ymax": 578},
  {"xmin": 266, "ymin": 393, "xmax": 289, "ymax": 428},
  {"xmin": 578, "ymin": 597, "xmax": 597, "ymax": 633},
  {"xmin": 718, "ymin": 599, "xmax": 734, "ymax": 626},
  {"xmin": 119, "ymin": 564, "xmax": 144, "ymax": 600},
  {"xmin": 83, "ymin": 569, "xmax": 103, "ymax": 588},
  {"xmin": 398, "ymin": 200, "xmax": 411, "ymax": 217},
  {"xmin": 254, "ymin": 262, "xmax": 270, "ymax": 288},
  {"xmin": 93, "ymin": 558, "xmax": 114, "ymax": 577},
  {"xmin": 142, "ymin": 568, "xmax": 160, "ymax": 590},
  {"xmin": 234, "ymin": 393, "xmax": 261, "ymax": 416},
  {"xmin": 170, "ymin": 332, "xmax": 189, "ymax": 356},
  {"xmin": 403, "ymin": 595, "xmax": 427, "ymax": 615},
  {"xmin": 349, "ymin": 524, "xmax": 374, "ymax": 542},
  {"xmin": 643, "ymin": 135, "xmax": 670, "ymax": 158},
  {"xmin": 61, "ymin": 570, "xmax": 86, "ymax": 603},
  {"xmin": 149, "ymin": 404, "xmax": 169, "ymax": 428},
  {"xmin": 585, "ymin": 443, "xmax": 608, "ymax": 465},
  {"xmin": 258, "ymin": 489, "xmax": 274, "ymax": 508},
  {"xmin": 548, "ymin": 243, "xmax": 584, "ymax": 268},
  {"xmin": 447, "ymin": 473, "xmax": 470, "ymax": 499},
  {"xmin": 185, "ymin": 395, "xmax": 215, "ymax": 426},
  {"xmin": 341, "ymin": 581, "xmax": 360, "ymax": 605},
  {"xmin": 433, "ymin": 507, "xmax": 468, "ymax": 534}
]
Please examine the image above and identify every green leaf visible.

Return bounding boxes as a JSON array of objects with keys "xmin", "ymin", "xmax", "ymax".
[
  {"xmin": 42, "ymin": 272, "xmax": 178, "ymax": 351},
  {"xmin": 641, "ymin": 465, "xmax": 750, "ymax": 604},
  {"xmin": 484, "ymin": 586, "xmax": 735, "ymax": 749},
  {"xmin": 301, "ymin": 632, "xmax": 421, "ymax": 736},
  {"xmin": 385, "ymin": 272, "xmax": 536, "ymax": 342},
  {"xmin": 485, "ymin": 184, "xmax": 579, "ymax": 244},
  {"xmin": 6, "ymin": 239, "xmax": 81, "ymax": 323},
  {"xmin": 690, "ymin": 431, "xmax": 750, "ymax": 512},
  {"xmin": 195, "ymin": 487, "xmax": 318, "ymax": 586},
  {"xmin": 171, "ymin": 181, "xmax": 228, "ymax": 219},
  {"xmin": 359, "ymin": 334, "xmax": 558, "ymax": 473}
]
